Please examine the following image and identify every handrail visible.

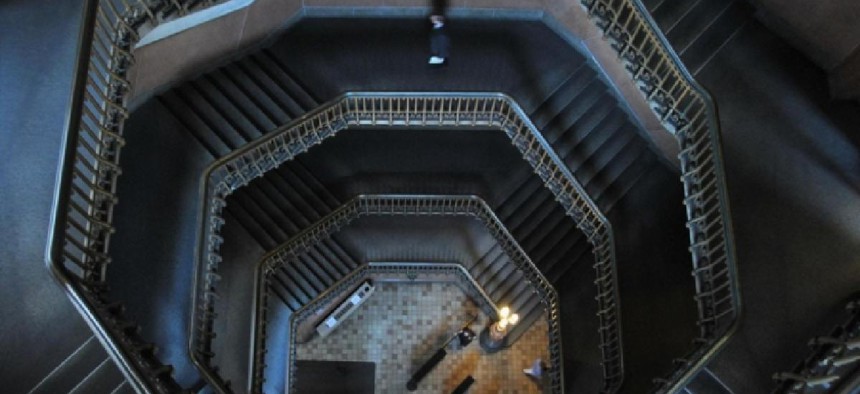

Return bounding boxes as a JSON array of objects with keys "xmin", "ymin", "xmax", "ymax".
[
  {"xmin": 249, "ymin": 194, "xmax": 557, "ymax": 393},
  {"xmin": 191, "ymin": 93, "xmax": 624, "ymax": 393},
  {"xmin": 579, "ymin": 0, "xmax": 741, "ymax": 391},
  {"xmin": 772, "ymin": 298, "xmax": 860, "ymax": 393},
  {"xmin": 46, "ymin": 0, "xmax": 223, "ymax": 392}
]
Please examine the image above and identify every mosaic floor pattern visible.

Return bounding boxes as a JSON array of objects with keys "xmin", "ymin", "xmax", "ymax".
[{"xmin": 296, "ymin": 282, "xmax": 549, "ymax": 393}]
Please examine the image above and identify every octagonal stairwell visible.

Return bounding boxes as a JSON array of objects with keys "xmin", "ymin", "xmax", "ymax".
[{"xmin": 100, "ymin": 16, "xmax": 696, "ymax": 393}]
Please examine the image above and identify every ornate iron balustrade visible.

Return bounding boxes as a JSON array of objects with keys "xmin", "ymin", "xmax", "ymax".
[
  {"xmin": 773, "ymin": 298, "xmax": 860, "ymax": 393},
  {"xmin": 47, "ymin": 0, "xmax": 222, "ymax": 392},
  {"xmin": 248, "ymin": 195, "xmax": 557, "ymax": 393},
  {"xmin": 193, "ymin": 93, "xmax": 624, "ymax": 393},
  {"xmin": 580, "ymin": 0, "xmax": 741, "ymax": 392}
]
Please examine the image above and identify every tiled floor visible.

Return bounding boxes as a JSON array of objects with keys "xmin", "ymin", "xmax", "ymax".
[{"xmin": 296, "ymin": 282, "xmax": 549, "ymax": 393}]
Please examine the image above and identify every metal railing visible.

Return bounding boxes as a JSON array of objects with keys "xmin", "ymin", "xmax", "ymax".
[
  {"xmin": 249, "ymin": 195, "xmax": 556, "ymax": 393},
  {"xmin": 192, "ymin": 93, "xmax": 624, "ymax": 393},
  {"xmin": 772, "ymin": 298, "xmax": 860, "ymax": 393},
  {"xmin": 47, "ymin": 0, "xmax": 221, "ymax": 393},
  {"xmin": 579, "ymin": 0, "xmax": 741, "ymax": 391}
]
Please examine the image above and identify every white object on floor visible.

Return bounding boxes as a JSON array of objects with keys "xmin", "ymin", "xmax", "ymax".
[
  {"xmin": 316, "ymin": 280, "xmax": 375, "ymax": 338},
  {"xmin": 523, "ymin": 358, "xmax": 544, "ymax": 379},
  {"xmin": 428, "ymin": 56, "xmax": 446, "ymax": 64}
]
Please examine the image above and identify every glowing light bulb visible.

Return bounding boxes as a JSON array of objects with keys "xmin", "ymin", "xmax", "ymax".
[
  {"xmin": 499, "ymin": 306, "xmax": 510, "ymax": 319},
  {"xmin": 509, "ymin": 313, "xmax": 519, "ymax": 326}
]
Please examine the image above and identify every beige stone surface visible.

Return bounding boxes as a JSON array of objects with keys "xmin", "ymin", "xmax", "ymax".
[
  {"xmin": 240, "ymin": 0, "xmax": 302, "ymax": 45},
  {"xmin": 130, "ymin": 9, "xmax": 249, "ymax": 101}
]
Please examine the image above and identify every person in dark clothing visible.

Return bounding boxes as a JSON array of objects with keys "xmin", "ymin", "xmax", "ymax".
[
  {"xmin": 428, "ymin": 14, "xmax": 450, "ymax": 65},
  {"xmin": 456, "ymin": 326, "xmax": 475, "ymax": 347}
]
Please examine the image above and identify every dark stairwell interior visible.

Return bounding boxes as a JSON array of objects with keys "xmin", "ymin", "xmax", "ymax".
[
  {"xmin": 106, "ymin": 17, "xmax": 693, "ymax": 393},
  {"xmin": 2, "ymin": 0, "xmax": 859, "ymax": 393}
]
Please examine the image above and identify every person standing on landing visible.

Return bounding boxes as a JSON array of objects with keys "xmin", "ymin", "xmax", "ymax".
[{"xmin": 428, "ymin": 14, "xmax": 450, "ymax": 66}]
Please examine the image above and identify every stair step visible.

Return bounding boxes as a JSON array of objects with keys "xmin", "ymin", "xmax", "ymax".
[
  {"xmin": 230, "ymin": 192, "xmax": 291, "ymax": 244},
  {"xmin": 585, "ymin": 135, "xmax": 649, "ymax": 200},
  {"xmin": 680, "ymin": 0, "xmax": 754, "ymax": 74},
  {"xmin": 28, "ymin": 336, "xmax": 106, "ymax": 394},
  {"xmin": 274, "ymin": 265, "xmax": 316, "ymax": 305},
  {"xmin": 665, "ymin": 0, "xmax": 734, "ymax": 53},
  {"xmin": 109, "ymin": 381, "xmax": 135, "ymax": 394},
  {"xmin": 260, "ymin": 49, "xmax": 321, "ymax": 110},
  {"xmin": 315, "ymin": 238, "xmax": 357, "ymax": 276},
  {"xmin": 516, "ymin": 62, "xmax": 588, "ymax": 113},
  {"xmin": 245, "ymin": 54, "xmax": 313, "ymax": 117},
  {"xmin": 173, "ymin": 84, "xmax": 249, "ymax": 149},
  {"xmin": 242, "ymin": 184, "xmax": 303, "ymax": 236},
  {"xmin": 190, "ymin": 78, "xmax": 258, "ymax": 143},
  {"xmin": 546, "ymin": 238, "xmax": 593, "ymax": 283},
  {"xmin": 288, "ymin": 160, "xmax": 342, "ymax": 209},
  {"xmin": 491, "ymin": 270, "xmax": 532, "ymax": 306},
  {"xmin": 221, "ymin": 63, "xmax": 292, "ymax": 129},
  {"xmin": 252, "ymin": 178, "xmax": 313, "ymax": 232},
  {"xmin": 538, "ymin": 81, "xmax": 606, "ymax": 140},
  {"xmin": 469, "ymin": 244, "xmax": 506, "ymax": 281},
  {"xmin": 549, "ymin": 95, "xmax": 618, "ymax": 154},
  {"xmin": 476, "ymin": 253, "xmax": 518, "ymax": 296},
  {"xmin": 529, "ymin": 65, "xmax": 596, "ymax": 127},
  {"xmin": 157, "ymin": 94, "xmax": 232, "ymax": 157},
  {"xmin": 68, "ymin": 357, "xmax": 125, "ymax": 394},
  {"xmin": 220, "ymin": 63, "xmax": 284, "ymax": 126},
  {"xmin": 234, "ymin": 57, "xmax": 306, "ymax": 122},
  {"xmin": 505, "ymin": 298, "xmax": 546, "ymax": 344},
  {"xmin": 519, "ymin": 209, "xmax": 576, "ymax": 255},
  {"xmin": 301, "ymin": 248, "xmax": 340, "ymax": 287},
  {"xmin": 293, "ymin": 253, "xmax": 331, "ymax": 294},
  {"xmin": 506, "ymin": 188, "xmax": 555, "ymax": 234},
  {"xmin": 225, "ymin": 202, "xmax": 279, "ymax": 250},
  {"xmin": 496, "ymin": 176, "xmax": 544, "ymax": 221},
  {"xmin": 649, "ymin": 0, "xmax": 700, "ymax": 33},
  {"xmin": 642, "ymin": 0, "xmax": 668, "ymax": 12},
  {"xmin": 512, "ymin": 197, "xmax": 566, "ymax": 245},
  {"xmin": 262, "ymin": 169, "xmax": 326, "ymax": 224},
  {"xmin": 596, "ymin": 147, "xmax": 659, "ymax": 212},
  {"xmin": 685, "ymin": 368, "xmax": 733, "ymax": 393},
  {"xmin": 269, "ymin": 272, "xmax": 309, "ymax": 310},
  {"xmin": 572, "ymin": 126, "xmax": 640, "ymax": 187},
  {"xmin": 208, "ymin": 70, "xmax": 284, "ymax": 139},
  {"xmin": 534, "ymin": 227, "xmax": 589, "ymax": 277},
  {"xmin": 559, "ymin": 110, "xmax": 628, "ymax": 170}
]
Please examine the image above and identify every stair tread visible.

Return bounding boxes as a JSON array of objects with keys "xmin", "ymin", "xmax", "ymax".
[
  {"xmin": 665, "ymin": 0, "xmax": 735, "ymax": 53},
  {"xmin": 550, "ymin": 95, "xmax": 619, "ymax": 154},
  {"xmin": 505, "ymin": 299, "xmax": 547, "ymax": 344},
  {"xmin": 173, "ymin": 84, "xmax": 249, "ymax": 150},
  {"xmin": 650, "ymin": 0, "xmax": 700, "ymax": 33},
  {"xmin": 208, "ymin": 68, "xmax": 282, "ymax": 132},
  {"xmin": 225, "ymin": 202, "xmax": 279, "ymax": 250},
  {"xmin": 68, "ymin": 357, "xmax": 126, "ymax": 394},
  {"xmin": 260, "ymin": 49, "xmax": 321, "ymax": 110},
  {"xmin": 274, "ymin": 264, "xmax": 317, "ymax": 304},
  {"xmin": 234, "ymin": 57, "xmax": 306, "ymax": 122},
  {"xmin": 190, "ymin": 78, "xmax": 259, "ymax": 142},
  {"xmin": 539, "ymin": 82, "xmax": 607, "ymax": 140},
  {"xmin": 157, "ymin": 94, "xmax": 232, "ymax": 157},
  {"xmin": 530, "ymin": 66, "xmax": 598, "ymax": 129},
  {"xmin": 29, "ymin": 337, "xmax": 106, "ymax": 394},
  {"xmin": 560, "ymin": 110, "xmax": 629, "ymax": 167},
  {"xmin": 680, "ymin": 0, "xmax": 754, "ymax": 74}
]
